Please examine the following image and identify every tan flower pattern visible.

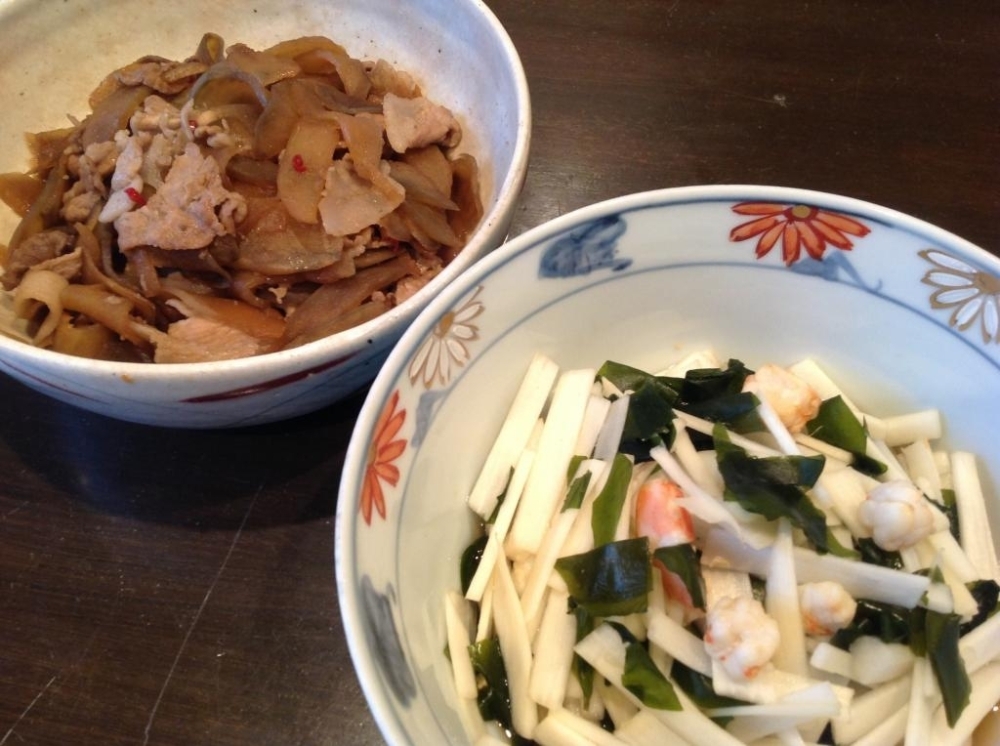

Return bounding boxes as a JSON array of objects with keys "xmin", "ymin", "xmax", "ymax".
[
  {"xmin": 408, "ymin": 286, "xmax": 485, "ymax": 389},
  {"xmin": 920, "ymin": 248, "xmax": 1000, "ymax": 344}
]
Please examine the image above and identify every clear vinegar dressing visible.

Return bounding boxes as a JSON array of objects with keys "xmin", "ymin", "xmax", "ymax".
[{"xmin": 446, "ymin": 350, "xmax": 1000, "ymax": 745}]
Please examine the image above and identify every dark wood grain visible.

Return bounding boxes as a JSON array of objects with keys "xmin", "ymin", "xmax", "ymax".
[{"xmin": 0, "ymin": 2, "xmax": 996, "ymax": 744}]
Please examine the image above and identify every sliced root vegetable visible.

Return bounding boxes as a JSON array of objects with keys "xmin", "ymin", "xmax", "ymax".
[
  {"xmin": 850, "ymin": 705, "xmax": 908, "ymax": 746},
  {"xmin": 928, "ymin": 661, "xmax": 1000, "ymax": 746},
  {"xmin": 444, "ymin": 591, "xmax": 478, "ymax": 699},
  {"xmin": 646, "ymin": 608, "xmax": 712, "ymax": 677},
  {"xmin": 574, "ymin": 624, "xmax": 745, "ymax": 746},
  {"xmin": 809, "ymin": 642, "xmax": 853, "ymax": 680},
  {"xmin": 528, "ymin": 590, "xmax": 576, "ymax": 711},
  {"xmin": 848, "ymin": 636, "xmax": 915, "ymax": 687},
  {"xmin": 577, "ymin": 393, "xmax": 613, "ymax": 458},
  {"xmin": 906, "ymin": 657, "xmax": 937, "ymax": 746},
  {"xmin": 765, "ymin": 519, "xmax": 809, "ymax": 677},
  {"xmin": 951, "ymin": 451, "xmax": 1000, "ymax": 582},
  {"xmin": 466, "ymin": 353, "xmax": 559, "ymax": 519},
  {"xmin": 702, "ymin": 527, "xmax": 930, "ymax": 608},
  {"xmin": 650, "ymin": 445, "xmax": 741, "ymax": 534},
  {"xmin": 535, "ymin": 707, "xmax": 630, "ymax": 746},
  {"xmin": 491, "ymin": 550, "xmax": 538, "ymax": 739},
  {"xmin": 465, "ymin": 448, "xmax": 535, "ymax": 603},
  {"xmin": 506, "ymin": 367, "xmax": 595, "ymax": 558},
  {"xmin": 880, "ymin": 409, "xmax": 943, "ymax": 447},
  {"xmin": 831, "ymin": 674, "xmax": 911, "ymax": 745}
]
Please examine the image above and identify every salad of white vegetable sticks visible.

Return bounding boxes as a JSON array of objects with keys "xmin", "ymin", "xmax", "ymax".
[{"xmin": 445, "ymin": 349, "xmax": 1000, "ymax": 746}]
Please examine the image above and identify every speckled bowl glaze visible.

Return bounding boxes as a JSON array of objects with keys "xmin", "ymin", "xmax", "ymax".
[
  {"xmin": 0, "ymin": 0, "xmax": 530, "ymax": 428},
  {"xmin": 336, "ymin": 185, "xmax": 1000, "ymax": 744}
]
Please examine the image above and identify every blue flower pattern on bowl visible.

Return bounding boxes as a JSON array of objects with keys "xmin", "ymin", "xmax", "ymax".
[{"xmin": 538, "ymin": 214, "xmax": 632, "ymax": 278}]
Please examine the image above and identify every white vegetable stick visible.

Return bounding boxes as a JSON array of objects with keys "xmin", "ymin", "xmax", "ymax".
[
  {"xmin": 614, "ymin": 709, "xmax": 694, "ymax": 746},
  {"xmin": 709, "ymin": 659, "xmax": 854, "ymax": 712},
  {"xmin": 554, "ymin": 459, "xmax": 613, "ymax": 560},
  {"xmin": 574, "ymin": 624, "xmax": 746, "ymax": 746},
  {"xmin": 766, "ymin": 519, "xmax": 809, "ymax": 677},
  {"xmin": 561, "ymin": 669, "xmax": 606, "ymax": 722},
  {"xmin": 901, "ymin": 439, "xmax": 942, "ymax": 500},
  {"xmin": 755, "ymin": 397, "xmax": 801, "ymax": 456},
  {"xmin": 576, "ymin": 394, "xmax": 612, "ymax": 459},
  {"xmin": 444, "ymin": 591, "xmax": 478, "ymax": 699},
  {"xmin": 657, "ymin": 348, "xmax": 721, "ymax": 377},
  {"xmin": 904, "ymin": 657, "xmax": 935, "ymax": 746},
  {"xmin": 899, "ymin": 545, "xmax": 926, "ymax": 574},
  {"xmin": 491, "ymin": 550, "xmax": 538, "ymax": 738},
  {"xmin": 960, "ymin": 609, "xmax": 1000, "ymax": 676},
  {"xmin": 593, "ymin": 393, "xmax": 629, "ymax": 461},
  {"xmin": 507, "ymin": 368, "xmax": 596, "ymax": 558},
  {"xmin": 597, "ymin": 676, "xmax": 639, "ymax": 729},
  {"xmin": 928, "ymin": 661, "xmax": 1000, "ymax": 746},
  {"xmin": 702, "ymin": 566, "xmax": 753, "ymax": 608},
  {"xmin": 848, "ymin": 637, "xmax": 914, "ymax": 687},
  {"xmin": 456, "ymin": 693, "xmax": 487, "ymax": 742},
  {"xmin": 467, "ymin": 352, "xmax": 559, "ymax": 518},
  {"xmin": 831, "ymin": 674, "xmax": 911, "ymax": 744},
  {"xmin": 512, "ymin": 557, "xmax": 533, "ymax": 595},
  {"xmin": 867, "ymin": 436, "xmax": 910, "ymax": 482},
  {"xmin": 645, "ymin": 609, "xmax": 713, "ymax": 677},
  {"xmin": 880, "ymin": 409, "xmax": 943, "ymax": 447},
  {"xmin": 951, "ymin": 451, "xmax": 1000, "ymax": 581},
  {"xmin": 775, "ymin": 728, "xmax": 807, "ymax": 746},
  {"xmin": 528, "ymin": 589, "xmax": 576, "ymax": 711},
  {"xmin": 475, "ymin": 579, "xmax": 494, "ymax": 642},
  {"xmin": 708, "ymin": 683, "xmax": 842, "ymax": 719},
  {"xmin": 726, "ymin": 714, "xmax": 823, "ymax": 744},
  {"xmin": 536, "ymin": 708, "xmax": 630, "ymax": 746},
  {"xmin": 702, "ymin": 527, "xmax": 931, "ymax": 608},
  {"xmin": 675, "ymin": 410, "xmax": 781, "ymax": 458},
  {"xmin": 793, "ymin": 432, "xmax": 854, "ymax": 465},
  {"xmin": 809, "ymin": 642, "xmax": 853, "ymax": 680},
  {"xmin": 520, "ymin": 507, "xmax": 578, "ymax": 630},
  {"xmin": 818, "ymin": 468, "xmax": 871, "ymax": 538},
  {"xmin": 466, "ymin": 449, "xmax": 536, "ymax": 602},
  {"xmin": 671, "ymin": 423, "xmax": 723, "ymax": 496},
  {"xmin": 787, "ymin": 358, "xmax": 861, "ymax": 412},
  {"xmin": 850, "ymin": 705, "xmax": 908, "ymax": 746},
  {"xmin": 649, "ymin": 445, "xmax": 742, "ymax": 534},
  {"xmin": 934, "ymin": 559, "xmax": 979, "ymax": 621}
]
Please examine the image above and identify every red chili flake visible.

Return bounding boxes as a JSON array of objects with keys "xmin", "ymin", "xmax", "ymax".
[
  {"xmin": 291, "ymin": 154, "xmax": 307, "ymax": 173},
  {"xmin": 124, "ymin": 187, "xmax": 147, "ymax": 206},
  {"xmin": 188, "ymin": 118, "xmax": 198, "ymax": 130}
]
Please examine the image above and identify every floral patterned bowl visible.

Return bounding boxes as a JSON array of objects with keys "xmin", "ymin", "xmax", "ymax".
[
  {"xmin": 335, "ymin": 185, "xmax": 1000, "ymax": 744},
  {"xmin": 0, "ymin": 0, "xmax": 530, "ymax": 428}
]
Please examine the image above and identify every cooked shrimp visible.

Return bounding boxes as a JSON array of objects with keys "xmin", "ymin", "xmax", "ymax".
[
  {"xmin": 799, "ymin": 581, "xmax": 857, "ymax": 636},
  {"xmin": 634, "ymin": 477, "xmax": 695, "ymax": 548},
  {"xmin": 704, "ymin": 595, "xmax": 780, "ymax": 680},
  {"xmin": 743, "ymin": 363, "xmax": 821, "ymax": 434},
  {"xmin": 857, "ymin": 479, "xmax": 935, "ymax": 551},
  {"xmin": 637, "ymin": 477, "xmax": 699, "ymax": 611}
]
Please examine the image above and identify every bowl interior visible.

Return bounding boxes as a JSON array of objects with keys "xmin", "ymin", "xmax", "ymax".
[{"xmin": 337, "ymin": 185, "xmax": 1000, "ymax": 744}]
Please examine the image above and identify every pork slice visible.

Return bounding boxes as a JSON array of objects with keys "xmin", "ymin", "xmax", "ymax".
[
  {"xmin": 382, "ymin": 93, "xmax": 461, "ymax": 153},
  {"xmin": 114, "ymin": 143, "xmax": 247, "ymax": 251}
]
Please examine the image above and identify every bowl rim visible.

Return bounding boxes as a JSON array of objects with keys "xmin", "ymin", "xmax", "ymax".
[
  {"xmin": 0, "ymin": 0, "xmax": 532, "ymax": 382},
  {"xmin": 334, "ymin": 182, "xmax": 1000, "ymax": 745}
]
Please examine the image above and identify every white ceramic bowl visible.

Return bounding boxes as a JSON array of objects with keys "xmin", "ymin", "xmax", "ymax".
[
  {"xmin": 336, "ymin": 184, "xmax": 1000, "ymax": 744},
  {"xmin": 0, "ymin": 0, "xmax": 530, "ymax": 427}
]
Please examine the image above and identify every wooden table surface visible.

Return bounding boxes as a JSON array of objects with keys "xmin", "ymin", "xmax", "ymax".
[{"xmin": 1, "ymin": 2, "xmax": 997, "ymax": 744}]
